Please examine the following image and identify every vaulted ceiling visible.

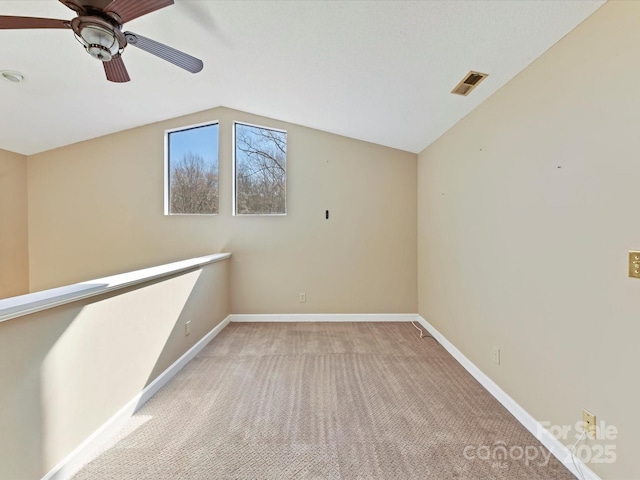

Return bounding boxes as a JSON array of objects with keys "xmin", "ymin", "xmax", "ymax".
[{"xmin": 0, "ymin": 0, "xmax": 605, "ymax": 156}]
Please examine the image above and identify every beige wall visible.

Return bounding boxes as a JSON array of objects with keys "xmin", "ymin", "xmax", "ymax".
[
  {"xmin": 28, "ymin": 107, "xmax": 417, "ymax": 314},
  {"xmin": 0, "ymin": 148, "xmax": 29, "ymax": 298},
  {"xmin": 0, "ymin": 258, "xmax": 230, "ymax": 480},
  {"xmin": 418, "ymin": 1, "xmax": 638, "ymax": 478}
]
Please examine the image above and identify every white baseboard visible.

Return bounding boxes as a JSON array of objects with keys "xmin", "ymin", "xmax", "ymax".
[
  {"xmin": 416, "ymin": 315, "xmax": 600, "ymax": 480},
  {"xmin": 41, "ymin": 315, "xmax": 232, "ymax": 480},
  {"xmin": 230, "ymin": 313, "xmax": 417, "ymax": 322}
]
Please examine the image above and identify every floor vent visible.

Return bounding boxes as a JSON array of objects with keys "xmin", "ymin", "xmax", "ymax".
[{"xmin": 451, "ymin": 71, "xmax": 488, "ymax": 96}]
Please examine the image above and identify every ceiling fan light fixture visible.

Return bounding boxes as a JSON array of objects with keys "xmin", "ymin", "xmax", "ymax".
[
  {"xmin": 1, "ymin": 70, "xmax": 25, "ymax": 83},
  {"xmin": 77, "ymin": 24, "xmax": 120, "ymax": 61}
]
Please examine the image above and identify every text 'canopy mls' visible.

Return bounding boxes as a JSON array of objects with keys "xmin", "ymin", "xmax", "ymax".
[
  {"xmin": 168, "ymin": 123, "xmax": 219, "ymax": 214},
  {"xmin": 235, "ymin": 123, "xmax": 287, "ymax": 215}
]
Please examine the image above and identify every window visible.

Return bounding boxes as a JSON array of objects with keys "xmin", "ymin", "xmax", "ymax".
[
  {"xmin": 165, "ymin": 122, "xmax": 219, "ymax": 215},
  {"xmin": 234, "ymin": 122, "xmax": 287, "ymax": 215}
]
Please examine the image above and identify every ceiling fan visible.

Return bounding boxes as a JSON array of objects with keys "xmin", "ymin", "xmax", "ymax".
[{"xmin": 0, "ymin": 0, "xmax": 204, "ymax": 83}]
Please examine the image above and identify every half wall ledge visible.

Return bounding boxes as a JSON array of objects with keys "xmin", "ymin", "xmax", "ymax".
[{"xmin": 0, "ymin": 253, "xmax": 232, "ymax": 324}]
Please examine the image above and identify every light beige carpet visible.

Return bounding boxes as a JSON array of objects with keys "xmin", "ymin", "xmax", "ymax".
[{"xmin": 73, "ymin": 322, "xmax": 574, "ymax": 479}]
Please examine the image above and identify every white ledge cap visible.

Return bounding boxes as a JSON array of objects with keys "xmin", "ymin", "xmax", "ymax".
[{"xmin": 0, "ymin": 253, "xmax": 231, "ymax": 324}]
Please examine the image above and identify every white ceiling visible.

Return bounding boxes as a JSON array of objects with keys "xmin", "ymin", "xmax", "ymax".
[{"xmin": 0, "ymin": 0, "xmax": 605, "ymax": 156}]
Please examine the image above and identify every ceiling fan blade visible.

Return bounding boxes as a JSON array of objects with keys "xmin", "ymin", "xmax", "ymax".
[
  {"xmin": 105, "ymin": 0, "xmax": 174, "ymax": 24},
  {"xmin": 0, "ymin": 16, "xmax": 70, "ymax": 29},
  {"xmin": 103, "ymin": 54, "xmax": 130, "ymax": 83},
  {"xmin": 124, "ymin": 32, "xmax": 203, "ymax": 73},
  {"xmin": 59, "ymin": 0, "xmax": 114, "ymax": 13}
]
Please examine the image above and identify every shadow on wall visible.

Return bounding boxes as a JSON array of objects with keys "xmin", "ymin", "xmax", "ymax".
[
  {"xmin": 0, "ymin": 302, "xmax": 85, "ymax": 479},
  {"xmin": 0, "ymin": 261, "xmax": 230, "ymax": 480}
]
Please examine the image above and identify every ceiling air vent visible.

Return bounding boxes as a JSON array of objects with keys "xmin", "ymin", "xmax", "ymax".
[{"xmin": 451, "ymin": 71, "xmax": 488, "ymax": 96}]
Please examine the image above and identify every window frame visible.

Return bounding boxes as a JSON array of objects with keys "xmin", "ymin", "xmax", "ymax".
[
  {"xmin": 164, "ymin": 120, "xmax": 220, "ymax": 216},
  {"xmin": 232, "ymin": 121, "xmax": 288, "ymax": 217}
]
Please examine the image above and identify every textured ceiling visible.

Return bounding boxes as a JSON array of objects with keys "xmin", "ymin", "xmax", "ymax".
[{"xmin": 0, "ymin": 0, "xmax": 605, "ymax": 155}]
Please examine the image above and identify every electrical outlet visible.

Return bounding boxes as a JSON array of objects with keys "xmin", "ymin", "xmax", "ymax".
[
  {"xmin": 492, "ymin": 346, "xmax": 500, "ymax": 365},
  {"xmin": 582, "ymin": 409, "xmax": 596, "ymax": 438},
  {"xmin": 185, "ymin": 321, "xmax": 191, "ymax": 336},
  {"xmin": 630, "ymin": 251, "xmax": 640, "ymax": 278},
  {"xmin": 299, "ymin": 293, "xmax": 306, "ymax": 303}
]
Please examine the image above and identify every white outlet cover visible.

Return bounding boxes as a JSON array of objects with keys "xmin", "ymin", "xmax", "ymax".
[{"xmin": 492, "ymin": 347, "xmax": 501, "ymax": 365}]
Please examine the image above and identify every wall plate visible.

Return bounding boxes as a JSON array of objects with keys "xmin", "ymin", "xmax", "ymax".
[
  {"xmin": 582, "ymin": 409, "xmax": 596, "ymax": 438},
  {"xmin": 629, "ymin": 251, "xmax": 640, "ymax": 278}
]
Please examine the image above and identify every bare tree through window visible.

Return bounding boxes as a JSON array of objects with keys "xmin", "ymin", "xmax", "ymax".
[
  {"xmin": 167, "ymin": 123, "xmax": 219, "ymax": 215},
  {"xmin": 234, "ymin": 123, "xmax": 287, "ymax": 215}
]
